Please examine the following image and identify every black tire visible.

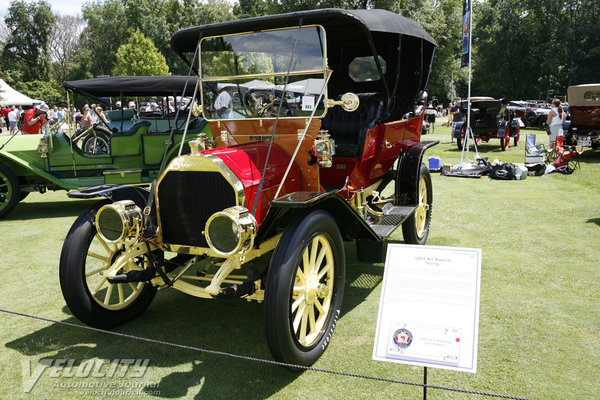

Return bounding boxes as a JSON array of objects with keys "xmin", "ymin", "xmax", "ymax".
[
  {"xmin": 82, "ymin": 133, "xmax": 110, "ymax": 155},
  {"xmin": 59, "ymin": 200, "xmax": 157, "ymax": 329},
  {"xmin": 264, "ymin": 210, "xmax": 345, "ymax": 367},
  {"xmin": 0, "ymin": 163, "xmax": 20, "ymax": 219},
  {"xmin": 526, "ymin": 112, "xmax": 537, "ymax": 127},
  {"xmin": 402, "ymin": 163, "xmax": 432, "ymax": 245},
  {"xmin": 538, "ymin": 118, "xmax": 548, "ymax": 129}
]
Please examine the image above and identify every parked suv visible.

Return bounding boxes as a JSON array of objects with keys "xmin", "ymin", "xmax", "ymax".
[{"xmin": 59, "ymin": 9, "xmax": 437, "ymax": 367}]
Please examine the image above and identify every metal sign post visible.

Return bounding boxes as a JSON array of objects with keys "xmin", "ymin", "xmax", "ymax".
[{"xmin": 459, "ymin": 0, "xmax": 480, "ymax": 165}]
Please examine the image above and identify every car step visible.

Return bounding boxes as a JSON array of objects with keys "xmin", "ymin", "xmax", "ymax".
[{"xmin": 367, "ymin": 204, "xmax": 416, "ymax": 240}]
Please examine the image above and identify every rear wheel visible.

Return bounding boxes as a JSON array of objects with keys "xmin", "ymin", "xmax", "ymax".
[
  {"xmin": 0, "ymin": 163, "xmax": 20, "ymax": 219},
  {"xmin": 402, "ymin": 163, "xmax": 432, "ymax": 245},
  {"xmin": 60, "ymin": 201, "xmax": 157, "ymax": 329},
  {"xmin": 265, "ymin": 210, "xmax": 345, "ymax": 367},
  {"xmin": 82, "ymin": 133, "xmax": 110, "ymax": 155}
]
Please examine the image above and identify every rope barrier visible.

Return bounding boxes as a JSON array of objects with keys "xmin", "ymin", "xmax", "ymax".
[{"xmin": 0, "ymin": 307, "xmax": 532, "ymax": 400}]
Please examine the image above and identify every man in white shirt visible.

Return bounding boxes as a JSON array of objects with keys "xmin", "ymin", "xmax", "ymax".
[
  {"xmin": 7, "ymin": 106, "xmax": 18, "ymax": 135},
  {"xmin": 214, "ymin": 89, "xmax": 233, "ymax": 119}
]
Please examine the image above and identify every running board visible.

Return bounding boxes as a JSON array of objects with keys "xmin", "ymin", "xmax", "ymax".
[{"xmin": 367, "ymin": 205, "xmax": 416, "ymax": 240}]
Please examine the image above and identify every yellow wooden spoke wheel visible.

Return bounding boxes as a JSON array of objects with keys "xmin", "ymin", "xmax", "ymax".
[
  {"xmin": 60, "ymin": 200, "xmax": 157, "ymax": 329},
  {"xmin": 265, "ymin": 210, "xmax": 345, "ymax": 367},
  {"xmin": 402, "ymin": 163, "xmax": 432, "ymax": 245}
]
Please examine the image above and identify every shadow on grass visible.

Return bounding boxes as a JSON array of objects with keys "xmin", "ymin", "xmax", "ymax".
[
  {"xmin": 5, "ymin": 198, "xmax": 97, "ymax": 221},
  {"xmin": 586, "ymin": 218, "xmax": 600, "ymax": 226},
  {"xmin": 6, "ymin": 243, "xmax": 382, "ymax": 398},
  {"xmin": 576, "ymin": 149, "xmax": 600, "ymax": 164}
]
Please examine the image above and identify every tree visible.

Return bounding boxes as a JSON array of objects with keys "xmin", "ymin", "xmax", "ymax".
[
  {"xmin": 112, "ymin": 30, "xmax": 170, "ymax": 76},
  {"xmin": 49, "ymin": 14, "xmax": 86, "ymax": 83},
  {"xmin": 14, "ymin": 80, "xmax": 66, "ymax": 107},
  {"xmin": 1, "ymin": 0, "xmax": 56, "ymax": 82}
]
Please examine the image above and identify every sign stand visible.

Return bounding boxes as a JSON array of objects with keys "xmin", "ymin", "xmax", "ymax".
[{"xmin": 423, "ymin": 367, "xmax": 428, "ymax": 399}]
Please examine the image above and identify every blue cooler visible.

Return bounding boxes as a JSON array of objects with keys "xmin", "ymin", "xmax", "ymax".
[{"xmin": 428, "ymin": 156, "xmax": 441, "ymax": 170}]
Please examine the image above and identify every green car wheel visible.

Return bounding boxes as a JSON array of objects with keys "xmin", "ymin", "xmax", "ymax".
[{"xmin": 0, "ymin": 163, "xmax": 20, "ymax": 219}]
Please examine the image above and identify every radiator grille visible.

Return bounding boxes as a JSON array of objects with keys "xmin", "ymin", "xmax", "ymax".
[{"xmin": 157, "ymin": 171, "xmax": 237, "ymax": 247}]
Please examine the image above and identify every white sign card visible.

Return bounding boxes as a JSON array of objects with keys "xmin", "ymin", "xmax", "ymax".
[
  {"xmin": 372, "ymin": 244, "xmax": 481, "ymax": 373},
  {"xmin": 301, "ymin": 95, "xmax": 315, "ymax": 111}
]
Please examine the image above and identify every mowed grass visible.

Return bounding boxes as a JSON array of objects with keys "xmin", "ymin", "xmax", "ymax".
[{"xmin": 0, "ymin": 122, "xmax": 598, "ymax": 399}]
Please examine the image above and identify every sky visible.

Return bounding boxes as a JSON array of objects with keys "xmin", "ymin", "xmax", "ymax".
[{"xmin": 0, "ymin": 0, "xmax": 86, "ymax": 16}]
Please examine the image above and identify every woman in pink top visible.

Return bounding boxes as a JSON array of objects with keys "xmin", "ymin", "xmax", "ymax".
[{"xmin": 80, "ymin": 105, "xmax": 93, "ymax": 128}]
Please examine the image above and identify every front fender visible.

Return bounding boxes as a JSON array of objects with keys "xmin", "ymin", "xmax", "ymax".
[
  {"xmin": 68, "ymin": 184, "xmax": 151, "ymax": 210},
  {"xmin": 396, "ymin": 140, "xmax": 438, "ymax": 206}
]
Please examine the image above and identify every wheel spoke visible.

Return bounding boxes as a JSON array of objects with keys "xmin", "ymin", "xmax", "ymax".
[
  {"xmin": 91, "ymin": 276, "xmax": 107, "ymax": 296},
  {"xmin": 316, "ymin": 263, "xmax": 332, "ymax": 280},
  {"xmin": 87, "ymin": 251, "xmax": 108, "ymax": 262},
  {"xmin": 291, "ymin": 296, "xmax": 304, "ymax": 313},
  {"xmin": 103, "ymin": 283, "xmax": 113, "ymax": 305},
  {"xmin": 117, "ymin": 283, "xmax": 124, "ymax": 304},
  {"xmin": 293, "ymin": 302, "xmax": 306, "ymax": 333},
  {"xmin": 302, "ymin": 248, "xmax": 310, "ymax": 277},
  {"xmin": 308, "ymin": 305, "xmax": 316, "ymax": 333},
  {"xmin": 315, "ymin": 244, "xmax": 327, "ymax": 272},
  {"xmin": 129, "ymin": 282, "xmax": 140, "ymax": 293},
  {"xmin": 299, "ymin": 306, "xmax": 309, "ymax": 343},
  {"xmin": 315, "ymin": 298, "xmax": 325, "ymax": 314},
  {"xmin": 308, "ymin": 237, "xmax": 320, "ymax": 273},
  {"xmin": 85, "ymin": 265, "xmax": 109, "ymax": 278}
]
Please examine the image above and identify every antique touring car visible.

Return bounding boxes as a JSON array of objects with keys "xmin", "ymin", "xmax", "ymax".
[
  {"xmin": 60, "ymin": 9, "xmax": 437, "ymax": 366},
  {"xmin": 564, "ymin": 83, "xmax": 600, "ymax": 149},
  {"xmin": 0, "ymin": 75, "xmax": 210, "ymax": 218},
  {"xmin": 454, "ymin": 97, "xmax": 520, "ymax": 151}
]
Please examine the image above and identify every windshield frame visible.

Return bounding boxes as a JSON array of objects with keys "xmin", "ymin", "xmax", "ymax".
[{"xmin": 198, "ymin": 24, "xmax": 328, "ymax": 122}]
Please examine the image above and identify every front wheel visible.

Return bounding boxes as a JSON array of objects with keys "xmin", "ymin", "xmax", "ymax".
[
  {"xmin": 59, "ymin": 201, "xmax": 157, "ymax": 329},
  {"xmin": 264, "ymin": 210, "xmax": 345, "ymax": 367},
  {"xmin": 402, "ymin": 163, "xmax": 432, "ymax": 245},
  {"xmin": 0, "ymin": 163, "xmax": 20, "ymax": 219}
]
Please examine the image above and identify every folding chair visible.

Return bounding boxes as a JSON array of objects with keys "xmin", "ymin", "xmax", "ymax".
[
  {"xmin": 550, "ymin": 136, "xmax": 581, "ymax": 170},
  {"xmin": 524, "ymin": 134, "xmax": 548, "ymax": 164}
]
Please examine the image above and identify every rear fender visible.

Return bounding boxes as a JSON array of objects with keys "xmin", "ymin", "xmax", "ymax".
[
  {"xmin": 453, "ymin": 121, "xmax": 464, "ymax": 139},
  {"xmin": 396, "ymin": 141, "xmax": 438, "ymax": 206}
]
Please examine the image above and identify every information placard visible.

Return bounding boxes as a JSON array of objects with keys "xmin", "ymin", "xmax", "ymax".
[{"xmin": 372, "ymin": 244, "xmax": 481, "ymax": 373}]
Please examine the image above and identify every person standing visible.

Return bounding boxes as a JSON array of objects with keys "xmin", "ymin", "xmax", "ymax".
[
  {"xmin": 546, "ymin": 98, "xmax": 566, "ymax": 150},
  {"xmin": 449, "ymin": 98, "xmax": 463, "ymax": 143},
  {"xmin": 80, "ymin": 104, "xmax": 93, "ymax": 128},
  {"xmin": 22, "ymin": 104, "xmax": 49, "ymax": 134},
  {"xmin": 7, "ymin": 106, "xmax": 18, "ymax": 135},
  {"xmin": 425, "ymin": 101, "xmax": 436, "ymax": 134}
]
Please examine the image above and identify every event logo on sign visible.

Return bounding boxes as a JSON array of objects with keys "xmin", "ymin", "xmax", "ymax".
[{"xmin": 392, "ymin": 328, "xmax": 413, "ymax": 349}]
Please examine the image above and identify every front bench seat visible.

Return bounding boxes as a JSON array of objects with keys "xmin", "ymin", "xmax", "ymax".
[{"xmin": 321, "ymin": 93, "xmax": 385, "ymax": 158}]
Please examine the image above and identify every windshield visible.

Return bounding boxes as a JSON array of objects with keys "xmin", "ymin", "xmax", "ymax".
[{"xmin": 200, "ymin": 26, "xmax": 327, "ymax": 120}]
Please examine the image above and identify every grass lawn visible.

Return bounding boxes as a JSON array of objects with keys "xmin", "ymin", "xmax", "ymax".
[{"xmin": 0, "ymin": 123, "xmax": 598, "ymax": 399}]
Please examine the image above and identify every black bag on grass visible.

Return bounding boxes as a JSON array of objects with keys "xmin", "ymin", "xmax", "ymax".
[
  {"xmin": 490, "ymin": 163, "xmax": 517, "ymax": 180},
  {"xmin": 525, "ymin": 163, "xmax": 546, "ymax": 176},
  {"xmin": 555, "ymin": 165, "xmax": 574, "ymax": 175}
]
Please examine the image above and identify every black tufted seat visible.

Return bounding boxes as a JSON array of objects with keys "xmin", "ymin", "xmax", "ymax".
[{"xmin": 321, "ymin": 93, "xmax": 385, "ymax": 158}]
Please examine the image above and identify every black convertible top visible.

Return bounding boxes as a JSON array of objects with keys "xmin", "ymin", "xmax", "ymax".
[
  {"xmin": 171, "ymin": 8, "xmax": 436, "ymax": 56},
  {"xmin": 62, "ymin": 76, "xmax": 198, "ymax": 97}
]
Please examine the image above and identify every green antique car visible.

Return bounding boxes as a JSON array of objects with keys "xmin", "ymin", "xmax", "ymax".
[{"xmin": 0, "ymin": 75, "xmax": 211, "ymax": 218}]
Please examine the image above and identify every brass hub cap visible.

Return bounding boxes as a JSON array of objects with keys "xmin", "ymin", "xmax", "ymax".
[{"xmin": 291, "ymin": 234, "xmax": 335, "ymax": 347}]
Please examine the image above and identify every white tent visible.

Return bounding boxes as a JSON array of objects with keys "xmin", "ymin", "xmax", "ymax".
[{"xmin": 0, "ymin": 79, "xmax": 42, "ymax": 106}]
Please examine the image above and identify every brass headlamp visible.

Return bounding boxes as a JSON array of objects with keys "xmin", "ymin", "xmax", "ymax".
[
  {"xmin": 204, "ymin": 206, "xmax": 257, "ymax": 257},
  {"xmin": 95, "ymin": 200, "xmax": 143, "ymax": 244}
]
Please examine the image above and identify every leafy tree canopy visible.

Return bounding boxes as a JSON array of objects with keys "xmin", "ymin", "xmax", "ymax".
[
  {"xmin": 1, "ymin": 0, "xmax": 56, "ymax": 82},
  {"xmin": 112, "ymin": 30, "xmax": 170, "ymax": 76}
]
